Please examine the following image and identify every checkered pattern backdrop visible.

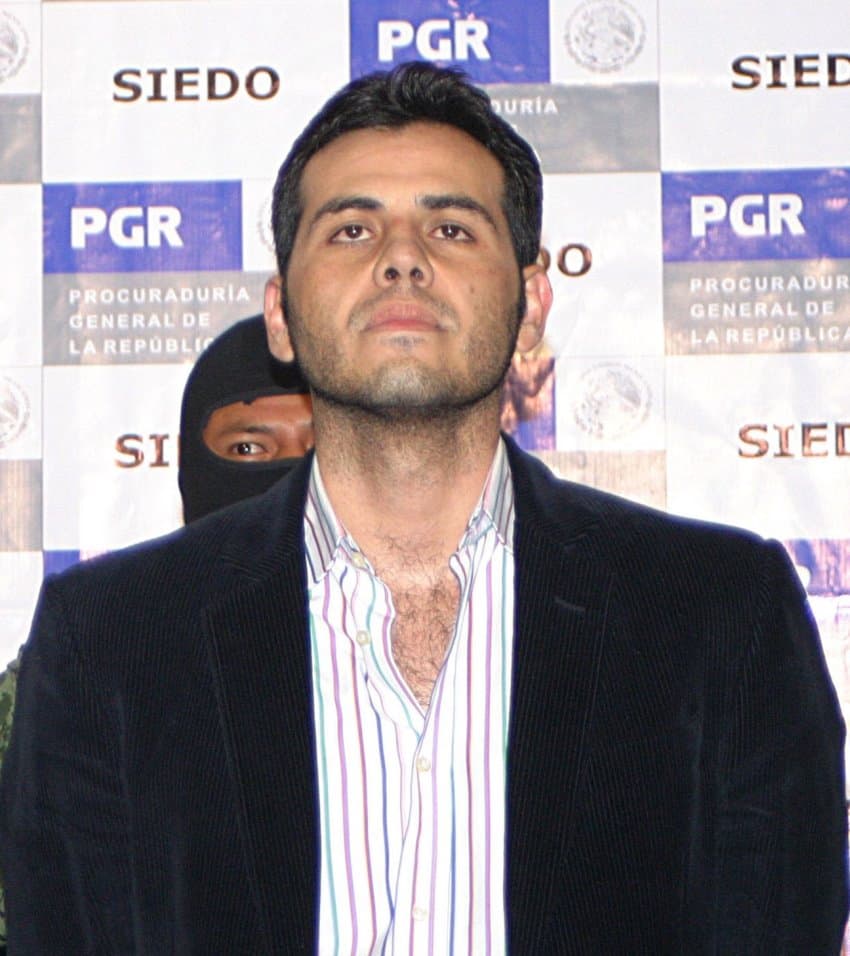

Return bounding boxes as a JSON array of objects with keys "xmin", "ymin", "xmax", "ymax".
[{"xmin": 1, "ymin": 0, "xmax": 849, "ymax": 852}]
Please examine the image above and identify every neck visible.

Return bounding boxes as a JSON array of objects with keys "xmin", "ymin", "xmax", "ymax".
[{"xmin": 313, "ymin": 394, "xmax": 502, "ymax": 567}]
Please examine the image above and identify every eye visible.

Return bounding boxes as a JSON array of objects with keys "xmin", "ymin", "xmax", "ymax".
[
  {"xmin": 331, "ymin": 223, "xmax": 371, "ymax": 243},
  {"xmin": 434, "ymin": 222, "xmax": 472, "ymax": 241},
  {"xmin": 230, "ymin": 440, "xmax": 268, "ymax": 458}
]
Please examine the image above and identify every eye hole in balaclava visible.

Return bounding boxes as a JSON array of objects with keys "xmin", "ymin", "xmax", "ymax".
[{"xmin": 178, "ymin": 314, "xmax": 312, "ymax": 523}]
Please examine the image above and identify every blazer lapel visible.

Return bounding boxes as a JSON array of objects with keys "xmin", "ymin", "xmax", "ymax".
[
  {"xmin": 204, "ymin": 559, "xmax": 317, "ymax": 953},
  {"xmin": 506, "ymin": 444, "xmax": 613, "ymax": 950},
  {"xmin": 201, "ymin": 464, "xmax": 318, "ymax": 953}
]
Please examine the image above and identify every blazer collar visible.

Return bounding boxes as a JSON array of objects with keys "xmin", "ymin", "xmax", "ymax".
[
  {"xmin": 504, "ymin": 438, "xmax": 613, "ymax": 949},
  {"xmin": 202, "ymin": 455, "xmax": 318, "ymax": 951}
]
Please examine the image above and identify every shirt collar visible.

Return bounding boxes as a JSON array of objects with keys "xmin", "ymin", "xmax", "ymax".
[
  {"xmin": 303, "ymin": 438, "xmax": 514, "ymax": 586},
  {"xmin": 303, "ymin": 459, "xmax": 347, "ymax": 586},
  {"xmin": 458, "ymin": 438, "xmax": 514, "ymax": 551}
]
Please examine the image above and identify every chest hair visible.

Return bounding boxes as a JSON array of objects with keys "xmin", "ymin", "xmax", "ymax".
[{"xmin": 385, "ymin": 566, "xmax": 460, "ymax": 709}]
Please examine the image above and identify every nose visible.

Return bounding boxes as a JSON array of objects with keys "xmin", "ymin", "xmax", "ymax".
[{"xmin": 373, "ymin": 231, "xmax": 433, "ymax": 288}]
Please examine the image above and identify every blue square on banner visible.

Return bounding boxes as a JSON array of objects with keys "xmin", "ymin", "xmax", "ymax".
[
  {"xmin": 43, "ymin": 182, "xmax": 243, "ymax": 275},
  {"xmin": 350, "ymin": 0, "xmax": 550, "ymax": 84},
  {"xmin": 42, "ymin": 551, "xmax": 82, "ymax": 577},
  {"xmin": 662, "ymin": 168, "xmax": 850, "ymax": 263}
]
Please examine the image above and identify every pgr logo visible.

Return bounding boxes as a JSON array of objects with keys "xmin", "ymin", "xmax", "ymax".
[
  {"xmin": 350, "ymin": 0, "xmax": 550, "ymax": 84},
  {"xmin": 663, "ymin": 169, "xmax": 850, "ymax": 263},
  {"xmin": 378, "ymin": 19, "xmax": 491, "ymax": 64},
  {"xmin": 44, "ymin": 182, "xmax": 243, "ymax": 274},
  {"xmin": 71, "ymin": 206, "xmax": 184, "ymax": 251}
]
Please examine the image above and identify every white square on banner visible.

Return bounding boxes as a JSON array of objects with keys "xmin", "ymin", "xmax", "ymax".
[
  {"xmin": 660, "ymin": 1, "xmax": 850, "ymax": 170},
  {"xmin": 0, "ymin": 5, "xmax": 41, "ymax": 95},
  {"xmin": 0, "ymin": 365, "xmax": 41, "ymax": 461},
  {"xmin": 541, "ymin": 171, "xmax": 663, "ymax": 360},
  {"xmin": 549, "ymin": 0, "xmax": 659, "ymax": 86},
  {"xmin": 0, "ymin": 552, "xmax": 42, "ymax": 666},
  {"xmin": 241, "ymin": 178, "xmax": 278, "ymax": 274},
  {"xmin": 0, "ymin": 185, "xmax": 41, "ymax": 366},
  {"xmin": 42, "ymin": 0, "xmax": 350, "ymax": 182},
  {"xmin": 666, "ymin": 353, "xmax": 850, "ymax": 538},
  {"xmin": 43, "ymin": 364, "xmax": 188, "ymax": 551},
  {"xmin": 555, "ymin": 354, "xmax": 665, "ymax": 453}
]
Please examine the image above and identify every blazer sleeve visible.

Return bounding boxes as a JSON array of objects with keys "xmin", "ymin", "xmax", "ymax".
[
  {"xmin": 714, "ymin": 540, "xmax": 848, "ymax": 952},
  {"xmin": 0, "ymin": 578, "xmax": 134, "ymax": 954}
]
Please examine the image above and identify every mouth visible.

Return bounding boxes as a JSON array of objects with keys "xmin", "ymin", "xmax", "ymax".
[{"xmin": 363, "ymin": 302, "xmax": 443, "ymax": 334}]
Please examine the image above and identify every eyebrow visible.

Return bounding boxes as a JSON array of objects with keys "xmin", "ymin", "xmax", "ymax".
[
  {"xmin": 418, "ymin": 194, "xmax": 498, "ymax": 231},
  {"xmin": 306, "ymin": 196, "xmax": 382, "ymax": 233},
  {"xmin": 305, "ymin": 193, "xmax": 499, "ymax": 233}
]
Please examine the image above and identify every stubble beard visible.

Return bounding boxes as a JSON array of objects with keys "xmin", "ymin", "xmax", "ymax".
[{"xmin": 283, "ymin": 287, "xmax": 525, "ymax": 429}]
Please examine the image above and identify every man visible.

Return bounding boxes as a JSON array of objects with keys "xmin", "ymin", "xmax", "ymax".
[
  {"xmin": 178, "ymin": 288, "xmax": 313, "ymax": 522},
  {"xmin": 1, "ymin": 63, "xmax": 846, "ymax": 953}
]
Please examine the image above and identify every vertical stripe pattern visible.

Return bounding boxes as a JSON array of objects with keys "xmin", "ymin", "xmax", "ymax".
[{"xmin": 305, "ymin": 442, "xmax": 515, "ymax": 955}]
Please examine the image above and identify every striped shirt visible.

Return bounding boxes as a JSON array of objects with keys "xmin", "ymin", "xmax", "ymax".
[{"xmin": 304, "ymin": 440, "xmax": 515, "ymax": 955}]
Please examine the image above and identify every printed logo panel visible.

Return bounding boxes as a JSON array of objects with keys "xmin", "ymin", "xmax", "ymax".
[
  {"xmin": 241, "ymin": 179, "xmax": 277, "ymax": 274},
  {"xmin": 42, "ymin": 1, "xmax": 348, "ymax": 181},
  {"xmin": 541, "ymin": 172, "xmax": 664, "ymax": 360},
  {"xmin": 43, "ymin": 365, "xmax": 187, "ymax": 551},
  {"xmin": 0, "ymin": 460, "xmax": 41, "ymax": 551},
  {"xmin": 0, "ymin": 95, "xmax": 41, "ymax": 183},
  {"xmin": 350, "ymin": 0, "xmax": 550, "ymax": 83},
  {"xmin": 663, "ymin": 169, "xmax": 850, "ymax": 263},
  {"xmin": 43, "ymin": 182, "xmax": 242, "ymax": 275},
  {"xmin": 663, "ymin": 169, "xmax": 850, "ymax": 354},
  {"xmin": 665, "ymin": 353, "xmax": 850, "ymax": 539},
  {"xmin": 0, "ymin": 367, "xmax": 41, "ymax": 460},
  {"xmin": 555, "ymin": 356, "xmax": 665, "ymax": 453},
  {"xmin": 43, "ymin": 270, "xmax": 266, "ymax": 365},
  {"xmin": 0, "ymin": 6, "xmax": 41, "ymax": 94},
  {"xmin": 659, "ymin": 1, "xmax": 850, "ymax": 169},
  {"xmin": 538, "ymin": 448, "xmax": 666, "ymax": 510},
  {"xmin": 549, "ymin": 0, "xmax": 658, "ymax": 85},
  {"xmin": 500, "ymin": 352, "xmax": 556, "ymax": 452},
  {"xmin": 488, "ymin": 82, "xmax": 658, "ymax": 174}
]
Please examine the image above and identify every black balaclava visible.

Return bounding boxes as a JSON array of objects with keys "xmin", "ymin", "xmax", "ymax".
[{"xmin": 178, "ymin": 314, "xmax": 310, "ymax": 523}]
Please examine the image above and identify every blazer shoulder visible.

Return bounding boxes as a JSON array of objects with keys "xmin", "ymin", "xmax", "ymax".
[
  {"xmin": 506, "ymin": 439, "xmax": 790, "ymax": 583},
  {"xmin": 41, "ymin": 462, "xmax": 310, "ymax": 635}
]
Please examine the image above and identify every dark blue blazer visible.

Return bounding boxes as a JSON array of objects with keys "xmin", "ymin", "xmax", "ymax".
[{"xmin": 2, "ymin": 441, "xmax": 847, "ymax": 953}]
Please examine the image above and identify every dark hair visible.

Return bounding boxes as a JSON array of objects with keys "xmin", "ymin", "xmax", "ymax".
[{"xmin": 271, "ymin": 62, "xmax": 542, "ymax": 275}]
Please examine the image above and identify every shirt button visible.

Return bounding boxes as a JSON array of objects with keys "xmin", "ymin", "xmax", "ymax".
[
  {"xmin": 412, "ymin": 905, "xmax": 428, "ymax": 921},
  {"xmin": 355, "ymin": 630, "xmax": 371, "ymax": 646},
  {"xmin": 351, "ymin": 552, "xmax": 367, "ymax": 569},
  {"xmin": 416, "ymin": 756, "xmax": 431, "ymax": 773}
]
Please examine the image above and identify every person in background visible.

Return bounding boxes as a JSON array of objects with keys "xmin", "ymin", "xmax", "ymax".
[
  {"xmin": 0, "ymin": 296, "xmax": 313, "ymax": 952},
  {"xmin": 178, "ymin": 281, "xmax": 313, "ymax": 523}
]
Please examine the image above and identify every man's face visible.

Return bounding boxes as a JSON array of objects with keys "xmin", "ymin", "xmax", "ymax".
[
  {"xmin": 202, "ymin": 393, "xmax": 314, "ymax": 461},
  {"xmin": 277, "ymin": 122, "xmax": 528, "ymax": 417}
]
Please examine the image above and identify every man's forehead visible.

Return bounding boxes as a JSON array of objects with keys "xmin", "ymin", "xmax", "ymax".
[{"xmin": 300, "ymin": 121, "xmax": 504, "ymax": 192}]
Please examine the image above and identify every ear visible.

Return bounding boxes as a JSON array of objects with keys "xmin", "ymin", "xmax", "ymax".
[
  {"xmin": 516, "ymin": 263, "xmax": 552, "ymax": 354},
  {"xmin": 263, "ymin": 275, "xmax": 295, "ymax": 362}
]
